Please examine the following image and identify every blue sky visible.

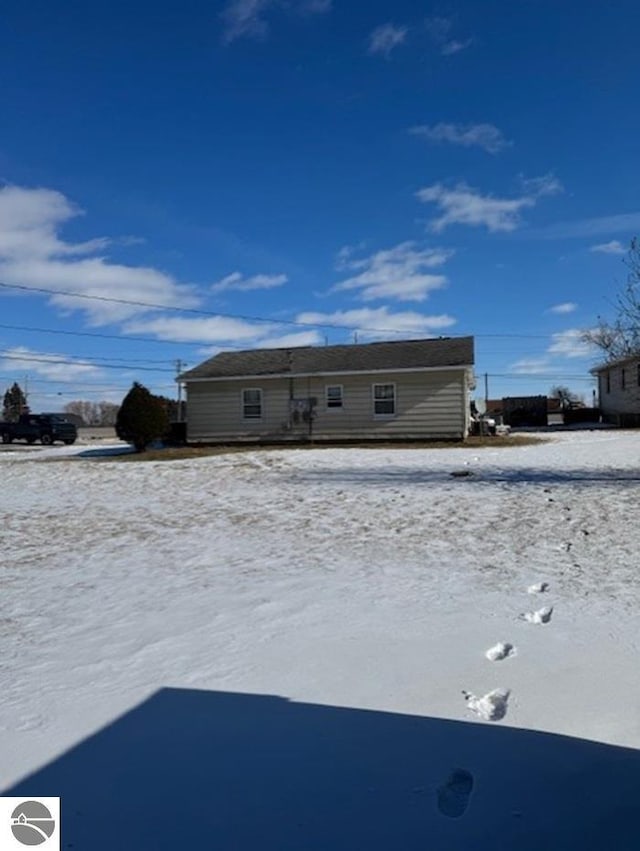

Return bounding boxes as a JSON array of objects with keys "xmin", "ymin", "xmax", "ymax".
[{"xmin": 1, "ymin": 0, "xmax": 639, "ymax": 411}]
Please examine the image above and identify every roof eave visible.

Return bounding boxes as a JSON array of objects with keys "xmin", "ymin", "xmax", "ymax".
[{"xmin": 179, "ymin": 363, "xmax": 474, "ymax": 383}]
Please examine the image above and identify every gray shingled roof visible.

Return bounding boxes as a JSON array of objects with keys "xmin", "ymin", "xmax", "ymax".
[{"xmin": 180, "ymin": 336, "xmax": 474, "ymax": 380}]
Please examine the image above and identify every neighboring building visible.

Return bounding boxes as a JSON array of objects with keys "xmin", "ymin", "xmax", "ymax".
[
  {"xmin": 502, "ymin": 396, "xmax": 548, "ymax": 428},
  {"xmin": 592, "ymin": 355, "xmax": 640, "ymax": 427},
  {"xmin": 179, "ymin": 337, "xmax": 475, "ymax": 443},
  {"xmin": 483, "ymin": 396, "xmax": 588, "ymax": 427}
]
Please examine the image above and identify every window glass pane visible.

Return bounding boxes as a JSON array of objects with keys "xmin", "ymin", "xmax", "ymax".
[
  {"xmin": 326, "ymin": 385, "xmax": 343, "ymax": 407},
  {"xmin": 243, "ymin": 389, "xmax": 262, "ymax": 418},
  {"xmin": 374, "ymin": 384, "xmax": 395, "ymax": 415},
  {"xmin": 374, "ymin": 384, "xmax": 394, "ymax": 400}
]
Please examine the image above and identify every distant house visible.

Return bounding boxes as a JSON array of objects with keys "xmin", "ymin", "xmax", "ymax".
[
  {"xmin": 592, "ymin": 355, "xmax": 640, "ymax": 427},
  {"xmin": 179, "ymin": 337, "xmax": 475, "ymax": 443}
]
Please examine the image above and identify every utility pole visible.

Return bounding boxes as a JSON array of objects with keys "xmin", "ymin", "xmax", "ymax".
[
  {"xmin": 484, "ymin": 372, "xmax": 489, "ymax": 406},
  {"xmin": 175, "ymin": 359, "xmax": 185, "ymax": 422}
]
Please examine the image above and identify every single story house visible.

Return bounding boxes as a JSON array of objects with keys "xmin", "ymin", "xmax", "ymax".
[
  {"xmin": 592, "ymin": 355, "xmax": 640, "ymax": 427},
  {"xmin": 179, "ymin": 336, "xmax": 475, "ymax": 443}
]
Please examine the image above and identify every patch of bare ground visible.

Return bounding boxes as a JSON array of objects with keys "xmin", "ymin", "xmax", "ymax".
[{"xmin": 99, "ymin": 434, "xmax": 546, "ymax": 463}]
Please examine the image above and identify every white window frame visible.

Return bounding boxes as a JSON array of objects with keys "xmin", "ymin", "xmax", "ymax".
[
  {"xmin": 372, "ymin": 382, "xmax": 396, "ymax": 418},
  {"xmin": 325, "ymin": 384, "xmax": 344, "ymax": 410},
  {"xmin": 241, "ymin": 387, "xmax": 263, "ymax": 420}
]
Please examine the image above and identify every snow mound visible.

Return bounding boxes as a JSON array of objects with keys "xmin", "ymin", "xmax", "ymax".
[
  {"xmin": 524, "ymin": 606, "xmax": 553, "ymax": 624},
  {"xmin": 485, "ymin": 642, "xmax": 515, "ymax": 662},
  {"xmin": 463, "ymin": 688, "xmax": 510, "ymax": 721}
]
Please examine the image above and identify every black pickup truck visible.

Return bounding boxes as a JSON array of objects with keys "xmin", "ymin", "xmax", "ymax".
[{"xmin": 0, "ymin": 414, "xmax": 78, "ymax": 446}]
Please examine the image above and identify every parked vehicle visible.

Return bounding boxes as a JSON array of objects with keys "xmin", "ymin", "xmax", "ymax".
[{"xmin": 0, "ymin": 414, "xmax": 78, "ymax": 445}]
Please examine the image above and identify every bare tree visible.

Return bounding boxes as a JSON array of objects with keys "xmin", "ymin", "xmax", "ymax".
[
  {"xmin": 64, "ymin": 400, "xmax": 93, "ymax": 425},
  {"xmin": 550, "ymin": 385, "xmax": 578, "ymax": 410},
  {"xmin": 64, "ymin": 400, "xmax": 120, "ymax": 426},
  {"xmin": 582, "ymin": 238, "xmax": 640, "ymax": 361},
  {"xmin": 96, "ymin": 402, "xmax": 120, "ymax": 426}
]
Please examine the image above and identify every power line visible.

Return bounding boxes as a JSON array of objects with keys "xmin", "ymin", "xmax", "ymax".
[
  {"xmin": 0, "ymin": 339, "xmax": 173, "ymax": 364},
  {"xmin": 0, "ymin": 352, "xmax": 174, "ymax": 372},
  {"xmin": 487, "ymin": 373, "xmax": 597, "ymax": 381},
  {"xmin": 0, "ymin": 321, "xmax": 189, "ymax": 347},
  {"xmin": 0, "ymin": 280, "xmax": 598, "ymax": 341},
  {"xmin": 0, "ymin": 280, "xmax": 365, "ymax": 332}
]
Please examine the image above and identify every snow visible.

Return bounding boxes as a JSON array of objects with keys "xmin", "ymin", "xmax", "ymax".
[
  {"xmin": 523, "ymin": 605, "xmax": 554, "ymax": 624},
  {"xmin": 527, "ymin": 581, "xmax": 549, "ymax": 594},
  {"xmin": 485, "ymin": 641, "xmax": 515, "ymax": 661},
  {"xmin": 463, "ymin": 687, "xmax": 511, "ymax": 721},
  {"xmin": 2, "ymin": 430, "xmax": 640, "ymax": 848}
]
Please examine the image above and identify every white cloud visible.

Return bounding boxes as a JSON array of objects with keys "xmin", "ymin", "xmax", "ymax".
[
  {"xmin": 196, "ymin": 329, "xmax": 322, "ymax": 357},
  {"xmin": 331, "ymin": 241, "xmax": 452, "ymax": 302},
  {"xmin": 211, "ymin": 271, "xmax": 288, "ymax": 293},
  {"xmin": 220, "ymin": 0, "xmax": 272, "ymax": 42},
  {"xmin": 425, "ymin": 16, "xmax": 472, "ymax": 55},
  {"xmin": 296, "ymin": 306, "xmax": 456, "ymax": 340},
  {"xmin": 590, "ymin": 240, "xmax": 627, "ymax": 255},
  {"xmin": 0, "ymin": 185, "xmax": 199, "ymax": 326},
  {"xmin": 549, "ymin": 302, "xmax": 577, "ymax": 314},
  {"xmin": 335, "ymin": 242, "xmax": 367, "ymax": 269},
  {"xmin": 0, "ymin": 346, "xmax": 103, "ymax": 381},
  {"xmin": 220, "ymin": 0, "xmax": 330, "ymax": 43},
  {"xmin": 547, "ymin": 329, "xmax": 592, "ymax": 359},
  {"xmin": 530, "ymin": 213, "xmax": 640, "ymax": 240},
  {"xmin": 519, "ymin": 174, "xmax": 563, "ymax": 198},
  {"xmin": 368, "ymin": 23, "xmax": 408, "ymax": 58},
  {"xmin": 417, "ymin": 175, "xmax": 562, "ymax": 233},
  {"xmin": 257, "ymin": 330, "xmax": 323, "ymax": 348},
  {"xmin": 510, "ymin": 358, "xmax": 551, "ymax": 374},
  {"xmin": 440, "ymin": 38, "xmax": 473, "ymax": 55},
  {"xmin": 410, "ymin": 122, "xmax": 510, "ymax": 154},
  {"xmin": 124, "ymin": 316, "xmax": 322, "ymax": 350},
  {"xmin": 123, "ymin": 315, "xmax": 270, "ymax": 344},
  {"xmin": 300, "ymin": 0, "xmax": 331, "ymax": 11}
]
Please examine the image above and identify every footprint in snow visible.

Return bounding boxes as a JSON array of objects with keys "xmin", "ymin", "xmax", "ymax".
[
  {"xmin": 463, "ymin": 688, "xmax": 510, "ymax": 721},
  {"xmin": 437, "ymin": 769, "xmax": 474, "ymax": 818},
  {"xmin": 527, "ymin": 581, "xmax": 549, "ymax": 594},
  {"xmin": 524, "ymin": 606, "xmax": 553, "ymax": 624},
  {"xmin": 485, "ymin": 642, "xmax": 516, "ymax": 661}
]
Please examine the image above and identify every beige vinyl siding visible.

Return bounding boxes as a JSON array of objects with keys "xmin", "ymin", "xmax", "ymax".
[
  {"xmin": 597, "ymin": 358, "xmax": 640, "ymax": 422},
  {"xmin": 186, "ymin": 368, "xmax": 470, "ymax": 442}
]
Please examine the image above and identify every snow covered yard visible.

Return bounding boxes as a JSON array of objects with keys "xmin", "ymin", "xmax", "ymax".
[{"xmin": 2, "ymin": 430, "xmax": 640, "ymax": 849}]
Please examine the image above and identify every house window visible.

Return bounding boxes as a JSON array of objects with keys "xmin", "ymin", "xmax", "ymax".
[
  {"xmin": 621, "ymin": 368, "xmax": 627, "ymax": 390},
  {"xmin": 326, "ymin": 385, "xmax": 343, "ymax": 409},
  {"xmin": 242, "ymin": 388, "xmax": 262, "ymax": 419},
  {"xmin": 605, "ymin": 371, "xmax": 610, "ymax": 394},
  {"xmin": 373, "ymin": 383, "xmax": 396, "ymax": 416}
]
